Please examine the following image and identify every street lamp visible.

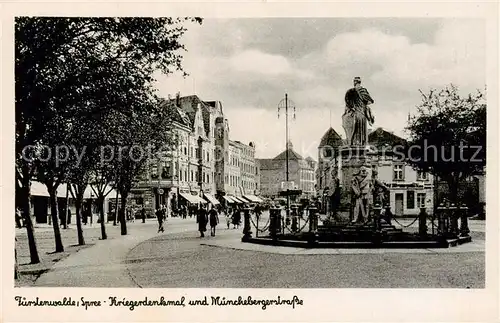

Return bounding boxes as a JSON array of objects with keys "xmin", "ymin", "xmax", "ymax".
[{"xmin": 278, "ymin": 93, "xmax": 296, "ymax": 219}]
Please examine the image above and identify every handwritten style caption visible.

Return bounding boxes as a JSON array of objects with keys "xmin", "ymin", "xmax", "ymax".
[{"xmin": 15, "ymin": 295, "xmax": 304, "ymax": 311}]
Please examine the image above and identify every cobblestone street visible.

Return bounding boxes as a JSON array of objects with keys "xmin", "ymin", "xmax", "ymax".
[{"xmin": 125, "ymin": 227, "xmax": 485, "ymax": 289}]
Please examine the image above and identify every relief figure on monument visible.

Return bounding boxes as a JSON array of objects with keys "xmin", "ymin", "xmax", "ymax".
[
  {"xmin": 351, "ymin": 165, "xmax": 372, "ymax": 224},
  {"xmin": 342, "ymin": 77, "xmax": 375, "ymax": 146}
]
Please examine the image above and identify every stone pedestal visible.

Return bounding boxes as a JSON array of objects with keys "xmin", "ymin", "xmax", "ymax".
[{"xmin": 340, "ymin": 146, "xmax": 372, "ymax": 221}]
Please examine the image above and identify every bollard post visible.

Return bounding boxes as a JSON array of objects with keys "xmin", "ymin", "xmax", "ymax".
[
  {"xmin": 418, "ymin": 207, "xmax": 428, "ymax": 238},
  {"xmin": 269, "ymin": 208, "xmax": 282, "ymax": 241},
  {"xmin": 384, "ymin": 204, "xmax": 393, "ymax": 225},
  {"xmin": 459, "ymin": 204, "xmax": 470, "ymax": 237},
  {"xmin": 449, "ymin": 203, "xmax": 459, "ymax": 238},
  {"xmin": 437, "ymin": 202, "xmax": 446, "ymax": 238},
  {"xmin": 291, "ymin": 206, "xmax": 298, "ymax": 232},
  {"xmin": 372, "ymin": 204, "xmax": 382, "ymax": 232},
  {"xmin": 308, "ymin": 206, "xmax": 319, "ymax": 245},
  {"xmin": 277, "ymin": 208, "xmax": 282, "ymax": 234},
  {"xmin": 242, "ymin": 208, "xmax": 253, "ymax": 242}
]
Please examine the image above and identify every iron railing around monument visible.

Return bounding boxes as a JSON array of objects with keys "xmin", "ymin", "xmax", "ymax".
[{"xmin": 241, "ymin": 206, "xmax": 320, "ymax": 243}]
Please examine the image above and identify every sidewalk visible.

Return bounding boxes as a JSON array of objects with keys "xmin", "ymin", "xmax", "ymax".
[{"xmin": 16, "ymin": 217, "xmax": 195, "ymax": 287}]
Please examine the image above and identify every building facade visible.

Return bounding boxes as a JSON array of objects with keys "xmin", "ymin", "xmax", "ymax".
[
  {"xmin": 315, "ymin": 126, "xmax": 435, "ymax": 216},
  {"xmin": 132, "ymin": 94, "xmax": 259, "ymax": 215},
  {"xmin": 257, "ymin": 141, "xmax": 316, "ymax": 199}
]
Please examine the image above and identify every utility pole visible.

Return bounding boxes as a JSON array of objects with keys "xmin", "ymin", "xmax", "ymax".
[{"xmin": 278, "ymin": 93, "xmax": 296, "ymax": 219}]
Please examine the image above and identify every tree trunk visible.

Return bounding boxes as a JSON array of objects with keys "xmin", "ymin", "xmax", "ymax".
[
  {"xmin": 63, "ymin": 185, "xmax": 69, "ymax": 229},
  {"xmin": 119, "ymin": 193, "xmax": 128, "ymax": 235},
  {"xmin": 74, "ymin": 196, "xmax": 85, "ymax": 245},
  {"xmin": 48, "ymin": 190, "xmax": 64, "ymax": 252},
  {"xmin": 98, "ymin": 196, "xmax": 107, "ymax": 240},
  {"xmin": 20, "ymin": 184, "xmax": 40, "ymax": 264},
  {"xmin": 113, "ymin": 190, "xmax": 119, "ymax": 226},
  {"xmin": 15, "ymin": 237, "xmax": 19, "ymax": 280}
]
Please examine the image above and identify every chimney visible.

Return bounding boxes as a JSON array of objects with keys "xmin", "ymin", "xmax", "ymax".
[{"xmin": 176, "ymin": 92, "xmax": 181, "ymax": 106}]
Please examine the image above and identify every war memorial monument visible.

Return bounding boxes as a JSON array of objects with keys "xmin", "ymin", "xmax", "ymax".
[{"xmin": 242, "ymin": 77, "xmax": 473, "ymax": 248}]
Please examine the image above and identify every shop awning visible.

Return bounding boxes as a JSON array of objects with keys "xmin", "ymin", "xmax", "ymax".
[
  {"xmin": 222, "ymin": 195, "xmax": 236, "ymax": 203},
  {"xmin": 30, "ymin": 181, "xmax": 50, "ymax": 197},
  {"xmin": 243, "ymin": 195, "xmax": 263, "ymax": 203},
  {"xmin": 230, "ymin": 196, "xmax": 246, "ymax": 204},
  {"xmin": 180, "ymin": 193, "xmax": 200, "ymax": 204},
  {"xmin": 194, "ymin": 195, "xmax": 207, "ymax": 204},
  {"xmin": 203, "ymin": 193, "xmax": 220, "ymax": 205}
]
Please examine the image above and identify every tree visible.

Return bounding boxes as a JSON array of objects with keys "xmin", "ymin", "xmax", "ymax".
[
  {"xmin": 107, "ymin": 95, "xmax": 177, "ymax": 235},
  {"xmin": 405, "ymin": 84, "xmax": 486, "ymax": 205},
  {"xmin": 16, "ymin": 17, "xmax": 202, "ymax": 249}
]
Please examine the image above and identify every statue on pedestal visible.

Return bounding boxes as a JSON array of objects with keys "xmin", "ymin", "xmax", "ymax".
[
  {"xmin": 371, "ymin": 169, "xmax": 389, "ymax": 207},
  {"xmin": 342, "ymin": 77, "xmax": 375, "ymax": 146},
  {"xmin": 351, "ymin": 165, "xmax": 372, "ymax": 223}
]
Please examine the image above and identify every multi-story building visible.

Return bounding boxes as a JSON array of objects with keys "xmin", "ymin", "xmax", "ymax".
[
  {"xmin": 131, "ymin": 94, "xmax": 222, "ymax": 214},
  {"xmin": 131, "ymin": 94, "xmax": 260, "ymax": 214},
  {"xmin": 316, "ymin": 126, "xmax": 435, "ymax": 216},
  {"xmin": 257, "ymin": 141, "xmax": 316, "ymax": 199},
  {"xmin": 213, "ymin": 114, "xmax": 259, "ymax": 203}
]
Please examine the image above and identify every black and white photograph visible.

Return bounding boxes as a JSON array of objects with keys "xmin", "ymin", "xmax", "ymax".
[{"xmin": 3, "ymin": 2, "xmax": 499, "ymax": 322}]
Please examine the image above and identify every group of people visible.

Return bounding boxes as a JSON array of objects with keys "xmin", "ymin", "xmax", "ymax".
[
  {"xmin": 153, "ymin": 202, "xmax": 264, "ymax": 238},
  {"xmin": 195, "ymin": 204, "xmax": 221, "ymax": 237}
]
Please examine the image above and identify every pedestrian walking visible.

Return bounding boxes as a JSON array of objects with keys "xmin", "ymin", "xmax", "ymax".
[
  {"xmin": 156, "ymin": 207, "xmax": 165, "ymax": 233},
  {"xmin": 225, "ymin": 210, "xmax": 231, "ymax": 229},
  {"xmin": 196, "ymin": 205, "xmax": 208, "ymax": 237},
  {"xmin": 67, "ymin": 208, "xmax": 72, "ymax": 225},
  {"xmin": 141, "ymin": 206, "xmax": 146, "ymax": 223},
  {"xmin": 232, "ymin": 207, "xmax": 241, "ymax": 229},
  {"xmin": 209, "ymin": 205, "xmax": 219, "ymax": 237}
]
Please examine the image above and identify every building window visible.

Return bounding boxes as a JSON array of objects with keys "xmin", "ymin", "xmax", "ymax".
[
  {"xmin": 151, "ymin": 164, "xmax": 159, "ymax": 179},
  {"xmin": 417, "ymin": 193, "xmax": 426, "ymax": 208},
  {"xmin": 393, "ymin": 164, "xmax": 404, "ymax": 181},
  {"xmin": 417, "ymin": 171, "xmax": 428, "ymax": 181},
  {"xmin": 407, "ymin": 190, "xmax": 415, "ymax": 209}
]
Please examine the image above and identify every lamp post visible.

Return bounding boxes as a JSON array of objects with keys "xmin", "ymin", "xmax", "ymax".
[{"xmin": 278, "ymin": 93, "xmax": 296, "ymax": 219}]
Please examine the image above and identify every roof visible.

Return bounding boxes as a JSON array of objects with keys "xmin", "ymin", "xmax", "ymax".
[
  {"xmin": 273, "ymin": 148, "xmax": 303, "ymax": 161},
  {"xmin": 172, "ymin": 95, "xmax": 212, "ymax": 135},
  {"xmin": 368, "ymin": 127, "xmax": 407, "ymax": 148},
  {"xmin": 256, "ymin": 158, "xmax": 278, "ymax": 170},
  {"xmin": 305, "ymin": 156, "xmax": 316, "ymax": 162},
  {"xmin": 159, "ymin": 100, "xmax": 190, "ymax": 127},
  {"xmin": 319, "ymin": 127, "xmax": 344, "ymax": 148}
]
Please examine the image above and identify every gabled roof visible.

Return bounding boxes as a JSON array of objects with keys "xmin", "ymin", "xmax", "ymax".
[
  {"xmin": 159, "ymin": 100, "xmax": 190, "ymax": 127},
  {"xmin": 171, "ymin": 95, "xmax": 209, "ymax": 131},
  {"xmin": 305, "ymin": 156, "xmax": 316, "ymax": 162},
  {"xmin": 368, "ymin": 127, "xmax": 406, "ymax": 148},
  {"xmin": 273, "ymin": 148, "xmax": 303, "ymax": 161},
  {"xmin": 319, "ymin": 127, "xmax": 344, "ymax": 148}
]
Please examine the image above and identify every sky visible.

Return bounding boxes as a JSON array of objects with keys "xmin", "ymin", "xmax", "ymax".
[{"xmin": 155, "ymin": 18, "xmax": 486, "ymax": 160}]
